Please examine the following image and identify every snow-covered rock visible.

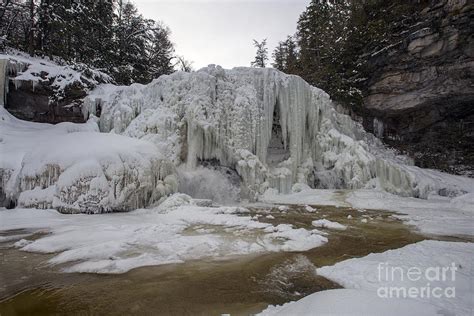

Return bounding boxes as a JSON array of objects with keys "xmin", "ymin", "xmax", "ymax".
[
  {"xmin": 84, "ymin": 66, "xmax": 473, "ymax": 200},
  {"xmin": 1, "ymin": 49, "xmax": 112, "ymax": 123},
  {"xmin": 312, "ymin": 219, "xmax": 347, "ymax": 230},
  {"xmin": 0, "ymin": 107, "xmax": 177, "ymax": 213}
]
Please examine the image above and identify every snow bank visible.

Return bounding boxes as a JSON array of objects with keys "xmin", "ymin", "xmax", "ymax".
[
  {"xmin": 450, "ymin": 193, "xmax": 474, "ymax": 212},
  {"xmin": 262, "ymin": 188, "xmax": 474, "ymax": 237},
  {"xmin": 259, "ymin": 240, "xmax": 473, "ymax": 315},
  {"xmin": 0, "ymin": 107, "xmax": 176, "ymax": 213},
  {"xmin": 258, "ymin": 289, "xmax": 441, "ymax": 316},
  {"xmin": 0, "ymin": 198, "xmax": 328, "ymax": 273},
  {"xmin": 317, "ymin": 240, "xmax": 474, "ymax": 316},
  {"xmin": 346, "ymin": 190, "xmax": 474, "ymax": 236},
  {"xmin": 84, "ymin": 66, "xmax": 473, "ymax": 200}
]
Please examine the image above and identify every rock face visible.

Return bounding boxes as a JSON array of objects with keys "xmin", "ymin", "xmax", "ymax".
[
  {"xmin": 361, "ymin": 0, "xmax": 474, "ymax": 176},
  {"xmin": 2, "ymin": 51, "xmax": 112, "ymax": 124},
  {"xmin": 7, "ymin": 76, "xmax": 86, "ymax": 123}
]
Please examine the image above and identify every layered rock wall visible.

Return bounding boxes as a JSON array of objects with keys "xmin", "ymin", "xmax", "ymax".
[{"xmin": 361, "ymin": 0, "xmax": 473, "ymax": 176}]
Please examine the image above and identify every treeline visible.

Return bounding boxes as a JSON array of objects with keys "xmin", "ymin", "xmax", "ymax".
[
  {"xmin": 0, "ymin": 0, "xmax": 179, "ymax": 84},
  {"xmin": 270, "ymin": 0, "xmax": 427, "ymax": 106}
]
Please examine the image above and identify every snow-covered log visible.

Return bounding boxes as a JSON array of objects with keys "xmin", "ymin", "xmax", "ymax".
[{"xmin": 83, "ymin": 66, "xmax": 474, "ymax": 200}]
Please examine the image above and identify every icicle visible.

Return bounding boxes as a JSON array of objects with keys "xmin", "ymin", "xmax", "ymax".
[
  {"xmin": 373, "ymin": 117, "xmax": 384, "ymax": 138},
  {"xmin": 0, "ymin": 59, "xmax": 7, "ymax": 107}
]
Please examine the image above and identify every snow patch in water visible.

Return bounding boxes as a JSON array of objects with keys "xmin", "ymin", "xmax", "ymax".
[{"xmin": 0, "ymin": 199, "xmax": 328, "ymax": 274}]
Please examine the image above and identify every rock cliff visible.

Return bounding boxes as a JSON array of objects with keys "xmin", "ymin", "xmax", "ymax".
[{"xmin": 360, "ymin": 0, "xmax": 473, "ymax": 176}]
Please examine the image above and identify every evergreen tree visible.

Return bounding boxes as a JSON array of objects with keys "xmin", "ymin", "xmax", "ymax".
[
  {"xmin": 1, "ymin": 0, "xmax": 177, "ymax": 85},
  {"xmin": 272, "ymin": 41, "xmax": 286, "ymax": 71},
  {"xmin": 296, "ymin": 0, "xmax": 351, "ymax": 98},
  {"xmin": 145, "ymin": 22, "xmax": 174, "ymax": 80},
  {"xmin": 272, "ymin": 36, "xmax": 299, "ymax": 74},
  {"xmin": 283, "ymin": 36, "xmax": 299, "ymax": 74},
  {"xmin": 251, "ymin": 39, "xmax": 268, "ymax": 68}
]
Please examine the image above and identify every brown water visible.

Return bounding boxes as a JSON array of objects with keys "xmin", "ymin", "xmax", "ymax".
[{"xmin": 0, "ymin": 205, "xmax": 427, "ymax": 316}]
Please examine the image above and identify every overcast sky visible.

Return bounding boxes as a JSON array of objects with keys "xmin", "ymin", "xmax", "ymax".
[{"xmin": 134, "ymin": 0, "xmax": 310, "ymax": 69}]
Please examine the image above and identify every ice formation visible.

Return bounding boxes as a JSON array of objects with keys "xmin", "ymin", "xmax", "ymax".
[
  {"xmin": 84, "ymin": 66, "xmax": 473, "ymax": 200},
  {"xmin": 0, "ymin": 200, "xmax": 328, "ymax": 273},
  {"xmin": 312, "ymin": 219, "xmax": 347, "ymax": 230},
  {"xmin": 0, "ymin": 58, "xmax": 7, "ymax": 106},
  {"xmin": 0, "ymin": 107, "xmax": 176, "ymax": 213}
]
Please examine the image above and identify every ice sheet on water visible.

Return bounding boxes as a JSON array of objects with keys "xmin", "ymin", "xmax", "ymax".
[{"xmin": 0, "ymin": 194, "xmax": 328, "ymax": 273}]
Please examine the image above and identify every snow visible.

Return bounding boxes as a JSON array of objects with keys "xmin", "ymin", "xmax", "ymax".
[
  {"xmin": 0, "ymin": 197, "xmax": 328, "ymax": 273},
  {"xmin": 259, "ymin": 240, "xmax": 473, "ymax": 315},
  {"xmin": 347, "ymin": 190, "xmax": 474, "ymax": 237},
  {"xmin": 450, "ymin": 193, "xmax": 474, "ymax": 212},
  {"xmin": 261, "ymin": 188, "xmax": 348, "ymax": 207},
  {"xmin": 83, "ymin": 66, "xmax": 474, "ymax": 201},
  {"xmin": 258, "ymin": 289, "xmax": 441, "ymax": 316},
  {"xmin": 1, "ymin": 49, "xmax": 111, "ymax": 102},
  {"xmin": 0, "ymin": 107, "xmax": 177, "ymax": 213},
  {"xmin": 317, "ymin": 240, "xmax": 474, "ymax": 316},
  {"xmin": 262, "ymin": 188, "xmax": 474, "ymax": 237},
  {"xmin": 304, "ymin": 205, "xmax": 317, "ymax": 212},
  {"xmin": 312, "ymin": 219, "xmax": 347, "ymax": 230}
]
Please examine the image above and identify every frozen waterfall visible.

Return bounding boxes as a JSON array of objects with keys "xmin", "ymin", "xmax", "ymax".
[{"xmin": 83, "ymin": 66, "xmax": 473, "ymax": 201}]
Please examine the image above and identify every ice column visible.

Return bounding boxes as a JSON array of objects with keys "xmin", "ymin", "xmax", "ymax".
[
  {"xmin": 373, "ymin": 117, "xmax": 384, "ymax": 139},
  {"xmin": 0, "ymin": 59, "xmax": 8, "ymax": 107}
]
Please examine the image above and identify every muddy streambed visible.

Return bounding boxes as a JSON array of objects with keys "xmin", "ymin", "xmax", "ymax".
[{"xmin": 0, "ymin": 205, "xmax": 429, "ymax": 315}]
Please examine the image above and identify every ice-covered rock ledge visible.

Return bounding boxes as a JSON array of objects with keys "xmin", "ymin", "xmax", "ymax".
[
  {"xmin": 0, "ymin": 107, "xmax": 177, "ymax": 213},
  {"xmin": 84, "ymin": 66, "xmax": 473, "ymax": 200},
  {"xmin": 1, "ymin": 50, "xmax": 112, "ymax": 123}
]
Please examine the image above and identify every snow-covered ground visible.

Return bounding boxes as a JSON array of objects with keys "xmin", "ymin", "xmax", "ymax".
[
  {"xmin": 262, "ymin": 188, "xmax": 474, "ymax": 237},
  {"xmin": 261, "ymin": 240, "xmax": 473, "ymax": 316}
]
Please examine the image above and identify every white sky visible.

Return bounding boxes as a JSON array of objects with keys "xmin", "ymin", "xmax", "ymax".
[{"xmin": 134, "ymin": 0, "xmax": 310, "ymax": 69}]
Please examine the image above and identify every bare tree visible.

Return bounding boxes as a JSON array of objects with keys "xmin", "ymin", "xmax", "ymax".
[{"xmin": 175, "ymin": 55, "xmax": 194, "ymax": 72}]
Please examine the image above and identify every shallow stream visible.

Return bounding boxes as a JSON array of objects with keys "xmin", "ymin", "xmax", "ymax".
[{"xmin": 0, "ymin": 205, "xmax": 430, "ymax": 315}]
